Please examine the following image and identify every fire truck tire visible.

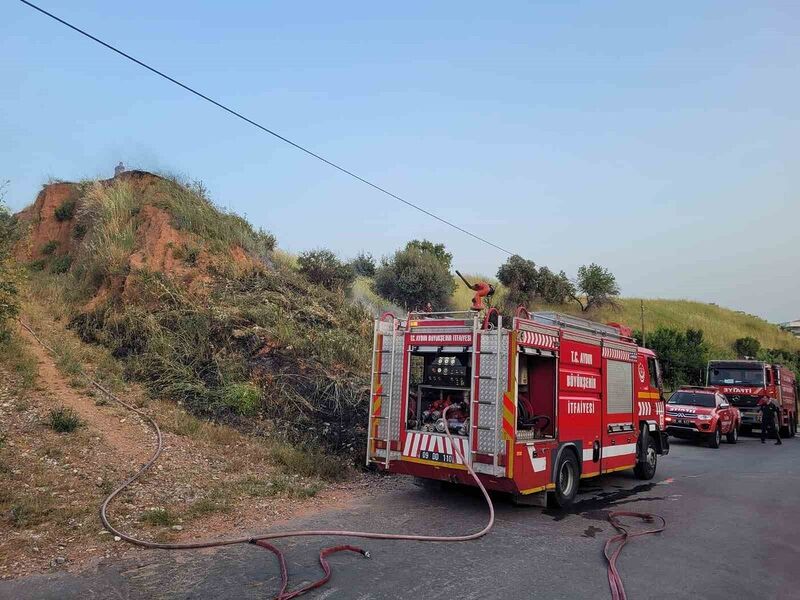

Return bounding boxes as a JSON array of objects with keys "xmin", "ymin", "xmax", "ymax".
[
  {"xmin": 707, "ymin": 425, "xmax": 722, "ymax": 449},
  {"xmin": 547, "ymin": 451, "xmax": 579, "ymax": 509},
  {"xmin": 726, "ymin": 423, "xmax": 739, "ymax": 444},
  {"xmin": 634, "ymin": 437, "xmax": 657, "ymax": 480}
]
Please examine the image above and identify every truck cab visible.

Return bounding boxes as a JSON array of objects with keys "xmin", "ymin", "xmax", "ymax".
[{"xmin": 707, "ymin": 360, "xmax": 797, "ymax": 436}]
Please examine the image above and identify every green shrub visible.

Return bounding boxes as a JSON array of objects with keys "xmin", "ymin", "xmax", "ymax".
[
  {"xmin": 575, "ymin": 263, "xmax": 620, "ymax": 312},
  {"xmin": 141, "ymin": 508, "xmax": 177, "ymax": 527},
  {"xmin": 72, "ymin": 222, "xmax": 88, "ymax": 239},
  {"xmin": 49, "ymin": 255, "xmax": 72, "ymax": 274},
  {"xmin": 219, "ymin": 382, "xmax": 261, "ymax": 416},
  {"xmin": 349, "ymin": 252, "xmax": 376, "ymax": 277},
  {"xmin": 405, "ymin": 239, "xmax": 453, "ymax": 269},
  {"xmin": 637, "ymin": 327, "xmax": 709, "ymax": 389},
  {"xmin": 374, "ymin": 242, "xmax": 455, "ymax": 310},
  {"xmin": 0, "ymin": 197, "xmax": 21, "ymax": 335},
  {"xmin": 41, "ymin": 240, "xmax": 59, "ymax": 256},
  {"xmin": 54, "ymin": 198, "xmax": 77, "ymax": 221},
  {"xmin": 48, "ymin": 406, "xmax": 82, "ymax": 433},
  {"xmin": 173, "ymin": 242, "xmax": 200, "ymax": 266},
  {"xmin": 758, "ymin": 348, "xmax": 800, "ymax": 379},
  {"xmin": 496, "ymin": 256, "xmax": 575, "ymax": 309},
  {"xmin": 28, "ymin": 259, "xmax": 47, "ymax": 272},
  {"xmin": 297, "ymin": 249, "xmax": 355, "ymax": 291},
  {"xmin": 733, "ymin": 337, "xmax": 761, "ymax": 358}
]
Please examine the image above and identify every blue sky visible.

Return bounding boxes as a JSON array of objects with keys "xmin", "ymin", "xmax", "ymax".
[{"xmin": 2, "ymin": 1, "xmax": 798, "ymax": 321}]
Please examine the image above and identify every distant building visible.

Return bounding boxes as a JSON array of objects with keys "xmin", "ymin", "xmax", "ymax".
[
  {"xmin": 780, "ymin": 319, "xmax": 800, "ymax": 338},
  {"xmin": 114, "ymin": 161, "xmax": 125, "ymax": 176}
]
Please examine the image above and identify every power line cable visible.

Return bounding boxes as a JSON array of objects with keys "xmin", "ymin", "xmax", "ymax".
[{"xmin": 18, "ymin": 0, "xmax": 516, "ymax": 256}]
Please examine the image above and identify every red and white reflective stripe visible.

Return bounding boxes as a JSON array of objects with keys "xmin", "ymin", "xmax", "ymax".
[
  {"xmin": 519, "ymin": 330, "xmax": 558, "ymax": 349},
  {"xmin": 637, "ymin": 402, "xmax": 653, "ymax": 417},
  {"xmin": 402, "ymin": 432, "xmax": 470, "ymax": 464},
  {"xmin": 602, "ymin": 347, "xmax": 635, "ymax": 361}
]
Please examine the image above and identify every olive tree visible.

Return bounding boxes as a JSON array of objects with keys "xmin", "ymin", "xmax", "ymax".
[
  {"xmin": 374, "ymin": 241, "xmax": 455, "ymax": 310},
  {"xmin": 574, "ymin": 263, "xmax": 619, "ymax": 312}
]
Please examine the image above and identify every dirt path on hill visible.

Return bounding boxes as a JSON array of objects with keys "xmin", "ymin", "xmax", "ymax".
[
  {"xmin": 18, "ymin": 325, "xmax": 151, "ymax": 465},
  {"xmin": 1, "ymin": 316, "xmax": 388, "ymax": 581}
]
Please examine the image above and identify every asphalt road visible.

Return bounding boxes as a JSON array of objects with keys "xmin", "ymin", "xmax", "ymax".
[{"xmin": 3, "ymin": 433, "xmax": 799, "ymax": 600}]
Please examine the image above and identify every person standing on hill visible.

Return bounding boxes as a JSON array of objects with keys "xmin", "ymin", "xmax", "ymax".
[
  {"xmin": 758, "ymin": 396, "xmax": 782, "ymax": 445},
  {"xmin": 114, "ymin": 161, "xmax": 125, "ymax": 176}
]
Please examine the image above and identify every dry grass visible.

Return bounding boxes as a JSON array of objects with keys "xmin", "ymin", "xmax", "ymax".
[
  {"xmin": 269, "ymin": 443, "xmax": 349, "ymax": 481},
  {"xmin": 0, "ymin": 332, "xmax": 38, "ymax": 391},
  {"xmin": 351, "ymin": 276, "xmax": 404, "ymax": 316},
  {"xmin": 596, "ymin": 298, "xmax": 800, "ymax": 355},
  {"xmin": 154, "ymin": 175, "xmax": 275, "ymax": 258},
  {"xmin": 140, "ymin": 508, "xmax": 178, "ymax": 527},
  {"xmin": 238, "ymin": 474, "xmax": 322, "ymax": 499},
  {"xmin": 75, "ymin": 181, "xmax": 139, "ymax": 283},
  {"xmin": 158, "ymin": 408, "xmax": 241, "ymax": 446},
  {"xmin": 22, "ymin": 274, "xmax": 128, "ymax": 393}
]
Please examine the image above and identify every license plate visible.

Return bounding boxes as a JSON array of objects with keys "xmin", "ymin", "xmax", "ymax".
[
  {"xmin": 419, "ymin": 450, "xmax": 455, "ymax": 464},
  {"xmin": 678, "ymin": 419, "xmax": 692, "ymax": 425}
]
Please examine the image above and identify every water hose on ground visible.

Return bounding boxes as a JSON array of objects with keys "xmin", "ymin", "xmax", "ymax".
[
  {"xmin": 19, "ymin": 319, "xmax": 494, "ymax": 599},
  {"xmin": 604, "ymin": 510, "xmax": 667, "ymax": 600}
]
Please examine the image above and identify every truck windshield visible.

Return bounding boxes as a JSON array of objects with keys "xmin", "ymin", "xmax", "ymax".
[
  {"xmin": 668, "ymin": 392, "xmax": 716, "ymax": 408},
  {"xmin": 708, "ymin": 367, "xmax": 764, "ymax": 386}
]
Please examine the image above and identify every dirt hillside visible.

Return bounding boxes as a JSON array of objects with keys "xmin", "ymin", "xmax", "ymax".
[
  {"xmin": 0, "ymin": 311, "xmax": 377, "ymax": 580},
  {"xmin": 15, "ymin": 182, "xmax": 79, "ymax": 261},
  {"xmin": 14, "ymin": 170, "xmax": 371, "ymax": 458}
]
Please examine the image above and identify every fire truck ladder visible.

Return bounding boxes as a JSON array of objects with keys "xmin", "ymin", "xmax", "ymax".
[
  {"xmin": 366, "ymin": 318, "xmax": 397, "ymax": 468},
  {"xmin": 472, "ymin": 315, "xmax": 504, "ymax": 472},
  {"xmin": 533, "ymin": 311, "xmax": 629, "ymax": 341}
]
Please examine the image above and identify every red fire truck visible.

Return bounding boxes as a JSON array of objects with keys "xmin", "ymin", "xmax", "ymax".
[
  {"xmin": 707, "ymin": 360, "xmax": 798, "ymax": 437},
  {"xmin": 366, "ymin": 308, "xmax": 669, "ymax": 507}
]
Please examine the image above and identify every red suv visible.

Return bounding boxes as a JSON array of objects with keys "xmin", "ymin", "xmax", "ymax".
[{"xmin": 665, "ymin": 386, "xmax": 741, "ymax": 448}]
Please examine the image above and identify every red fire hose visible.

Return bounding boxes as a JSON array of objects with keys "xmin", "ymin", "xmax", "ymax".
[{"xmin": 604, "ymin": 511, "xmax": 666, "ymax": 600}]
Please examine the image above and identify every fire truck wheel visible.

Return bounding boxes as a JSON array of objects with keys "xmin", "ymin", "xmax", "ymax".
[
  {"xmin": 547, "ymin": 451, "xmax": 579, "ymax": 509},
  {"xmin": 634, "ymin": 437, "xmax": 657, "ymax": 480},
  {"xmin": 707, "ymin": 425, "xmax": 722, "ymax": 449},
  {"xmin": 726, "ymin": 423, "xmax": 739, "ymax": 444}
]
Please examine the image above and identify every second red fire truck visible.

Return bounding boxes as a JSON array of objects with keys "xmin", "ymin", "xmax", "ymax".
[
  {"xmin": 707, "ymin": 359, "xmax": 798, "ymax": 437},
  {"xmin": 367, "ymin": 305, "xmax": 669, "ymax": 507}
]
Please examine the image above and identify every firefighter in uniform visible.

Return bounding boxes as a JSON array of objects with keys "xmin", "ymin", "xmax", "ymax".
[{"xmin": 758, "ymin": 396, "xmax": 782, "ymax": 445}]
